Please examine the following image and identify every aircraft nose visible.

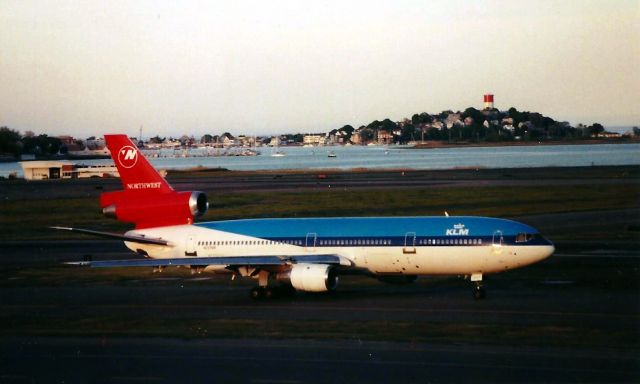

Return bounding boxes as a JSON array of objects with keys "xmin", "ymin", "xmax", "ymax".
[{"xmin": 545, "ymin": 244, "xmax": 555, "ymax": 259}]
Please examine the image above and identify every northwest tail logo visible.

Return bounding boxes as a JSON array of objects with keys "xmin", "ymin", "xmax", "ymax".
[{"xmin": 117, "ymin": 146, "xmax": 138, "ymax": 169}]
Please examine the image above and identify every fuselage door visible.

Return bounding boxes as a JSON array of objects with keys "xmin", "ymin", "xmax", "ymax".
[
  {"xmin": 492, "ymin": 230, "xmax": 504, "ymax": 256},
  {"xmin": 305, "ymin": 232, "xmax": 317, "ymax": 252},
  {"xmin": 403, "ymin": 232, "xmax": 417, "ymax": 254},
  {"xmin": 185, "ymin": 234, "xmax": 197, "ymax": 257},
  {"xmin": 492, "ymin": 230, "xmax": 503, "ymax": 246}
]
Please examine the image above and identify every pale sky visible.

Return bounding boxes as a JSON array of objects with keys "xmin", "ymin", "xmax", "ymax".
[{"xmin": 1, "ymin": 0, "xmax": 638, "ymax": 138}]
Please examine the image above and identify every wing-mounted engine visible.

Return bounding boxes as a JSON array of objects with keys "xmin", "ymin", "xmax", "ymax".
[
  {"xmin": 277, "ymin": 264, "xmax": 338, "ymax": 292},
  {"xmin": 100, "ymin": 190, "xmax": 208, "ymax": 228}
]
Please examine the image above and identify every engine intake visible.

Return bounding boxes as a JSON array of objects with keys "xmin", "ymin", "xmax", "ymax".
[{"xmin": 189, "ymin": 191, "xmax": 209, "ymax": 217}]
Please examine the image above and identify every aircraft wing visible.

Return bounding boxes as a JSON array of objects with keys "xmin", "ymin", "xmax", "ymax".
[
  {"xmin": 50, "ymin": 227, "xmax": 171, "ymax": 246},
  {"xmin": 66, "ymin": 254, "xmax": 352, "ymax": 267}
]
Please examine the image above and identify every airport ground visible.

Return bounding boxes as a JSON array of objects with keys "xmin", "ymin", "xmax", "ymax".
[{"xmin": 0, "ymin": 166, "xmax": 639, "ymax": 383}]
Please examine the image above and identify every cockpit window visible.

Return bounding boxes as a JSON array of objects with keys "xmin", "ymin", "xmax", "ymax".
[{"xmin": 515, "ymin": 233, "xmax": 535, "ymax": 243}]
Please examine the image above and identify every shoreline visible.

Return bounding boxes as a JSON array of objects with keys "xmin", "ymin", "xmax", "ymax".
[
  {"xmin": 166, "ymin": 163, "xmax": 640, "ymax": 176},
  {"xmin": 410, "ymin": 137, "xmax": 639, "ymax": 149}
]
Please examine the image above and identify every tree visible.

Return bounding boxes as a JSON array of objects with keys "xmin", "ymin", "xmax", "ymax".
[
  {"xmin": 367, "ymin": 120, "xmax": 381, "ymax": 129},
  {"xmin": 400, "ymin": 124, "xmax": 416, "ymax": 143},
  {"xmin": 426, "ymin": 127, "xmax": 441, "ymax": 140},
  {"xmin": 148, "ymin": 135, "xmax": 165, "ymax": 144},
  {"xmin": 589, "ymin": 123, "xmax": 604, "ymax": 137},
  {"xmin": 0, "ymin": 127, "xmax": 21, "ymax": 157},
  {"xmin": 380, "ymin": 118, "xmax": 398, "ymax": 132},
  {"xmin": 411, "ymin": 112, "xmax": 433, "ymax": 125},
  {"xmin": 359, "ymin": 128, "xmax": 374, "ymax": 142},
  {"xmin": 22, "ymin": 134, "xmax": 62, "ymax": 155},
  {"xmin": 461, "ymin": 107, "xmax": 484, "ymax": 124}
]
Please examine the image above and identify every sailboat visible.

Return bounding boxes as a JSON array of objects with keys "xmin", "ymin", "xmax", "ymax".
[{"xmin": 271, "ymin": 137, "xmax": 285, "ymax": 157}]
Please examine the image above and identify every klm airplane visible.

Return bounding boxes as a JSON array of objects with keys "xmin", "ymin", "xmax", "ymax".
[{"xmin": 58, "ymin": 135, "xmax": 554, "ymax": 300}]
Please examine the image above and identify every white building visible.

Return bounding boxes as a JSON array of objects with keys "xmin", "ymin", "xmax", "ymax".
[
  {"xmin": 20, "ymin": 161, "xmax": 119, "ymax": 180},
  {"xmin": 303, "ymin": 134, "xmax": 325, "ymax": 146}
]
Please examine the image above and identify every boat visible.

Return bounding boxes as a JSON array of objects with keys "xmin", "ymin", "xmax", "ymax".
[
  {"xmin": 328, "ymin": 151, "xmax": 337, "ymax": 158},
  {"xmin": 271, "ymin": 137, "xmax": 286, "ymax": 157}
]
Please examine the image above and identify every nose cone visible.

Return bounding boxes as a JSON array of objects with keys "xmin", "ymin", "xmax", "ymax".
[
  {"xmin": 543, "ymin": 244, "xmax": 555, "ymax": 259},
  {"xmin": 538, "ymin": 235, "xmax": 555, "ymax": 262}
]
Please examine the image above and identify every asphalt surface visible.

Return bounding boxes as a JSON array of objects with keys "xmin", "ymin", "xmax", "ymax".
[
  {"xmin": 1, "ymin": 337, "xmax": 638, "ymax": 384},
  {"xmin": 1, "ymin": 166, "xmax": 638, "ymax": 383},
  {"xmin": 1, "ymin": 238, "xmax": 639, "ymax": 383}
]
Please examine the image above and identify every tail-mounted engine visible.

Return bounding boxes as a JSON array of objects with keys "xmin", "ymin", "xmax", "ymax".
[{"xmin": 100, "ymin": 190, "xmax": 208, "ymax": 228}]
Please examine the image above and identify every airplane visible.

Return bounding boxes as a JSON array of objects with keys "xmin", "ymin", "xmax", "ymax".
[{"xmin": 56, "ymin": 134, "xmax": 555, "ymax": 300}]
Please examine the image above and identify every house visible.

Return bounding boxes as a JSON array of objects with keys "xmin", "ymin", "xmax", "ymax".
[
  {"xmin": 377, "ymin": 131, "xmax": 393, "ymax": 144},
  {"xmin": 445, "ymin": 113, "xmax": 463, "ymax": 129},
  {"xmin": 593, "ymin": 131, "xmax": 622, "ymax": 139},
  {"xmin": 351, "ymin": 131, "xmax": 362, "ymax": 145},
  {"xmin": 303, "ymin": 134, "xmax": 325, "ymax": 146}
]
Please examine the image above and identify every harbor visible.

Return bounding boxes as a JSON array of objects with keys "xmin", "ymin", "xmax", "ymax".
[{"xmin": 3, "ymin": 142, "xmax": 639, "ymax": 179}]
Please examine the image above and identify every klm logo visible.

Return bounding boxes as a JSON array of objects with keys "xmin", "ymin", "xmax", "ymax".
[{"xmin": 446, "ymin": 223, "xmax": 469, "ymax": 236}]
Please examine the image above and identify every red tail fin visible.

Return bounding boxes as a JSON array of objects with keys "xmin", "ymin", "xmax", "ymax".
[
  {"xmin": 100, "ymin": 134, "xmax": 208, "ymax": 228},
  {"xmin": 105, "ymin": 134, "xmax": 173, "ymax": 194}
]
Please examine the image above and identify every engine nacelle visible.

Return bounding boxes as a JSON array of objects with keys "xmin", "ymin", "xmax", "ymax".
[
  {"xmin": 278, "ymin": 264, "xmax": 338, "ymax": 292},
  {"xmin": 100, "ymin": 190, "xmax": 208, "ymax": 228}
]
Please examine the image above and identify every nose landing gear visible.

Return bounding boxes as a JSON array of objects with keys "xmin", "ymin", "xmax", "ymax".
[
  {"xmin": 471, "ymin": 273, "xmax": 486, "ymax": 300},
  {"xmin": 473, "ymin": 283, "xmax": 486, "ymax": 300}
]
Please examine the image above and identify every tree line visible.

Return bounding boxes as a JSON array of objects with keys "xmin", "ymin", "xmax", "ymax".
[
  {"xmin": 0, "ymin": 127, "xmax": 63, "ymax": 158},
  {"xmin": 332, "ymin": 107, "xmax": 614, "ymax": 144}
]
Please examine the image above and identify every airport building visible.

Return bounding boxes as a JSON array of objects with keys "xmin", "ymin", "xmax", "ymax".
[{"xmin": 20, "ymin": 161, "xmax": 119, "ymax": 180}]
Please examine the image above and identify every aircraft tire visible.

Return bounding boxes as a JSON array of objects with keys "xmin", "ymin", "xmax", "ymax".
[
  {"xmin": 250, "ymin": 287, "xmax": 265, "ymax": 300},
  {"xmin": 263, "ymin": 287, "xmax": 275, "ymax": 299},
  {"xmin": 473, "ymin": 286, "xmax": 486, "ymax": 300}
]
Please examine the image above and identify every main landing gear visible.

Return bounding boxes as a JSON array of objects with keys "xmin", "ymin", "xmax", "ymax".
[
  {"xmin": 249, "ymin": 285, "xmax": 295, "ymax": 300},
  {"xmin": 248, "ymin": 270, "xmax": 295, "ymax": 300},
  {"xmin": 471, "ymin": 273, "xmax": 486, "ymax": 300}
]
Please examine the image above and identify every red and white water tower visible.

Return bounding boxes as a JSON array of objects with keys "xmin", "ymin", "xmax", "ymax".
[{"xmin": 483, "ymin": 94, "xmax": 494, "ymax": 109}]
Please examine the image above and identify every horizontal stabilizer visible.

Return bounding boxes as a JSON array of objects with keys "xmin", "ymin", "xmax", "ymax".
[
  {"xmin": 50, "ymin": 227, "xmax": 171, "ymax": 246},
  {"xmin": 66, "ymin": 254, "xmax": 346, "ymax": 268}
]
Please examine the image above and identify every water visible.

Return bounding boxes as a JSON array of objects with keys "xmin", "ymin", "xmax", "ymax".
[{"xmin": 1, "ymin": 143, "xmax": 639, "ymax": 178}]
